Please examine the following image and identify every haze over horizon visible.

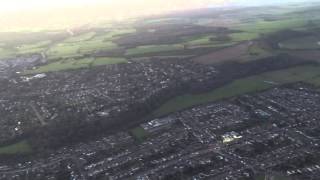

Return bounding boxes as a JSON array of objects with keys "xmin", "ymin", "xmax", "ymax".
[{"xmin": 0, "ymin": 0, "xmax": 314, "ymax": 31}]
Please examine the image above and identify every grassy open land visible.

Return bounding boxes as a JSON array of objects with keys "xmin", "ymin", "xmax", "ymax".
[
  {"xmin": 92, "ymin": 57, "xmax": 127, "ymax": 66},
  {"xmin": 46, "ymin": 30, "xmax": 131, "ymax": 59},
  {"xmin": 17, "ymin": 40, "xmax": 51, "ymax": 50},
  {"xmin": 64, "ymin": 32, "xmax": 96, "ymax": 43},
  {"xmin": 16, "ymin": 40, "xmax": 52, "ymax": 54},
  {"xmin": 227, "ymin": 17, "xmax": 311, "ymax": 44},
  {"xmin": 153, "ymin": 76, "xmax": 273, "ymax": 117},
  {"xmin": 187, "ymin": 42, "xmax": 237, "ymax": 50},
  {"xmin": 125, "ymin": 44, "xmax": 184, "ymax": 56},
  {"xmin": 248, "ymin": 45, "xmax": 268, "ymax": 55},
  {"xmin": 47, "ymin": 41, "xmax": 118, "ymax": 60},
  {"xmin": 130, "ymin": 126, "xmax": 149, "ymax": 142},
  {"xmin": 238, "ymin": 44, "xmax": 273, "ymax": 63},
  {"xmin": 209, "ymin": 14, "xmax": 320, "ymax": 48},
  {"xmin": 46, "ymin": 43, "xmax": 81, "ymax": 59},
  {"xmin": 153, "ymin": 65, "xmax": 320, "ymax": 117},
  {"xmin": 25, "ymin": 58, "xmax": 94, "ymax": 74},
  {"xmin": 0, "ymin": 28, "xmax": 135, "ymax": 60},
  {"xmin": 78, "ymin": 41, "xmax": 118, "ymax": 54},
  {"xmin": 24, "ymin": 57, "xmax": 127, "ymax": 74},
  {"xmin": 192, "ymin": 41, "xmax": 273, "ymax": 64},
  {"xmin": 183, "ymin": 35, "xmax": 214, "ymax": 46},
  {"xmin": 89, "ymin": 28, "xmax": 136, "ymax": 42},
  {"xmin": 0, "ymin": 48, "xmax": 16, "ymax": 59},
  {"xmin": 182, "ymin": 35, "xmax": 237, "ymax": 49},
  {"xmin": 124, "ymin": 34, "xmax": 237, "ymax": 57},
  {"xmin": 237, "ymin": 18, "xmax": 308, "ymax": 35},
  {"xmin": 106, "ymin": 29, "xmax": 136, "ymax": 39},
  {"xmin": 278, "ymin": 36, "xmax": 320, "ymax": 50},
  {"xmin": 0, "ymin": 140, "xmax": 33, "ymax": 155},
  {"xmin": 229, "ymin": 32, "xmax": 260, "ymax": 42},
  {"xmin": 144, "ymin": 18, "xmax": 185, "ymax": 24}
]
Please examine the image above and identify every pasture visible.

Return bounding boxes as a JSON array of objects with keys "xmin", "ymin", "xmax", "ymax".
[
  {"xmin": 25, "ymin": 57, "xmax": 127, "ymax": 74},
  {"xmin": 278, "ymin": 36, "xmax": 320, "ymax": 50},
  {"xmin": 237, "ymin": 18, "xmax": 308, "ymax": 34},
  {"xmin": 125, "ymin": 44, "xmax": 184, "ymax": 56},
  {"xmin": 192, "ymin": 42, "xmax": 251, "ymax": 64},
  {"xmin": 0, "ymin": 48, "xmax": 15, "ymax": 59},
  {"xmin": 46, "ymin": 33, "xmax": 121, "ymax": 59},
  {"xmin": 153, "ymin": 65, "xmax": 320, "ymax": 117},
  {"xmin": 17, "ymin": 40, "xmax": 52, "ymax": 54},
  {"xmin": 0, "ymin": 140, "xmax": 33, "ymax": 155},
  {"xmin": 130, "ymin": 127, "xmax": 149, "ymax": 142},
  {"xmin": 229, "ymin": 32, "xmax": 259, "ymax": 42},
  {"xmin": 64, "ymin": 32, "xmax": 96, "ymax": 43}
]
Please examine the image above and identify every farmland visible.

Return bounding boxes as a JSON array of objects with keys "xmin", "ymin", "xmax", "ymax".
[
  {"xmin": 278, "ymin": 36, "xmax": 320, "ymax": 50},
  {"xmin": 0, "ymin": 140, "xmax": 32, "ymax": 155},
  {"xmin": 64, "ymin": 32, "xmax": 96, "ymax": 43},
  {"xmin": 17, "ymin": 40, "xmax": 51, "ymax": 54},
  {"xmin": 153, "ymin": 65, "xmax": 320, "ymax": 117},
  {"xmin": 92, "ymin": 57, "xmax": 127, "ymax": 66},
  {"xmin": 46, "ymin": 31, "xmax": 125, "ymax": 60},
  {"xmin": 229, "ymin": 32, "xmax": 259, "ymax": 42},
  {"xmin": 130, "ymin": 127, "xmax": 149, "ymax": 142},
  {"xmin": 125, "ymin": 44, "xmax": 184, "ymax": 56},
  {"xmin": 24, "ymin": 57, "xmax": 127, "ymax": 74},
  {"xmin": 183, "ymin": 35, "xmax": 214, "ymax": 46},
  {"xmin": 236, "ymin": 18, "xmax": 309, "ymax": 35},
  {"xmin": 192, "ymin": 42, "xmax": 251, "ymax": 64},
  {"xmin": 0, "ymin": 48, "xmax": 15, "ymax": 59},
  {"xmin": 2, "ymin": 3, "xmax": 320, "ymax": 180},
  {"xmin": 0, "ymin": 8, "xmax": 317, "ymax": 74}
]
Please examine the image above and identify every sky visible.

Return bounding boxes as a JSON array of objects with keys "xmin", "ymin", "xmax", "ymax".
[
  {"xmin": 0, "ymin": 0, "xmax": 309, "ymax": 13},
  {"xmin": 0, "ymin": 0, "xmax": 226, "ymax": 13},
  {"xmin": 0, "ymin": 0, "xmax": 312, "ymax": 31}
]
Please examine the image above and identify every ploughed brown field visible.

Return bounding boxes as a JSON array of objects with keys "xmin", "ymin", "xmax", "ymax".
[
  {"xmin": 289, "ymin": 50, "xmax": 320, "ymax": 62},
  {"xmin": 192, "ymin": 42, "xmax": 251, "ymax": 64}
]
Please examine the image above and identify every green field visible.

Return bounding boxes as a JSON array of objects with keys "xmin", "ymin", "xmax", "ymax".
[
  {"xmin": 189, "ymin": 43, "xmax": 237, "ymax": 49},
  {"xmin": 64, "ymin": 32, "xmax": 96, "ymax": 43},
  {"xmin": 229, "ymin": 32, "xmax": 260, "ymax": 42},
  {"xmin": 105, "ymin": 29, "xmax": 136, "ymax": 39},
  {"xmin": 130, "ymin": 126, "xmax": 149, "ymax": 142},
  {"xmin": 25, "ymin": 58, "xmax": 94, "ymax": 73},
  {"xmin": 25, "ymin": 57, "xmax": 127, "ymax": 74},
  {"xmin": 278, "ymin": 36, "xmax": 320, "ymax": 50},
  {"xmin": 0, "ymin": 28, "xmax": 136, "ymax": 60},
  {"xmin": 153, "ymin": 65, "xmax": 320, "ymax": 117},
  {"xmin": 78, "ymin": 41, "xmax": 118, "ymax": 54},
  {"xmin": 125, "ymin": 44, "xmax": 184, "ymax": 56},
  {"xmin": 144, "ymin": 18, "xmax": 185, "ymax": 24},
  {"xmin": 183, "ymin": 35, "xmax": 214, "ymax": 46},
  {"xmin": 46, "ymin": 33, "xmax": 122, "ymax": 59},
  {"xmin": 0, "ymin": 48, "xmax": 16, "ymax": 59},
  {"xmin": 237, "ymin": 18, "xmax": 308, "ymax": 34},
  {"xmin": 227, "ymin": 18, "xmax": 311, "ymax": 46},
  {"xmin": 0, "ymin": 140, "xmax": 33, "ymax": 155},
  {"xmin": 92, "ymin": 57, "xmax": 127, "ymax": 66},
  {"xmin": 46, "ymin": 43, "xmax": 82, "ymax": 59},
  {"xmin": 47, "ymin": 41, "xmax": 119, "ymax": 60},
  {"xmin": 241, "ymin": 44, "xmax": 273, "ymax": 62},
  {"xmin": 17, "ymin": 40, "xmax": 52, "ymax": 54}
]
